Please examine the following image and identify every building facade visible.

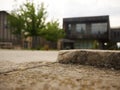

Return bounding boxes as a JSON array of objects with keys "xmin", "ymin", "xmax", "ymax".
[
  {"xmin": 110, "ymin": 28, "xmax": 120, "ymax": 42},
  {"xmin": 108, "ymin": 28, "xmax": 120, "ymax": 49},
  {"xmin": 60, "ymin": 16, "xmax": 110, "ymax": 49},
  {"xmin": 0, "ymin": 11, "xmax": 21, "ymax": 48}
]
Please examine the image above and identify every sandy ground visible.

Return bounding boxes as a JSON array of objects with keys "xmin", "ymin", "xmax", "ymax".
[{"xmin": 0, "ymin": 50, "xmax": 120, "ymax": 90}]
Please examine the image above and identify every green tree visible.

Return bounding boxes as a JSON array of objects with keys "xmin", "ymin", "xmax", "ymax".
[
  {"xmin": 8, "ymin": 0, "xmax": 65, "ymax": 49},
  {"xmin": 8, "ymin": 13, "xmax": 24, "ymax": 35},
  {"xmin": 8, "ymin": 1, "xmax": 47, "ymax": 37},
  {"xmin": 42, "ymin": 20, "xmax": 65, "ymax": 42}
]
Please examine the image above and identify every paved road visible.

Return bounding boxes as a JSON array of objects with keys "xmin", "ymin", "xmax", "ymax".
[{"xmin": 0, "ymin": 49, "xmax": 58, "ymax": 63}]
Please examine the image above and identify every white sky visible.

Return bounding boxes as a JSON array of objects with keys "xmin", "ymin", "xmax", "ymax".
[{"xmin": 0, "ymin": 0, "xmax": 120, "ymax": 27}]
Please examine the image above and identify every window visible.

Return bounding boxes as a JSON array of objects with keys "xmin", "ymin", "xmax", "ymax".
[
  {"xmin": 76, "ymin": 24, "xmax": 86, "ymax": 33},
  {"xmin": 74, "ymin": 41, "xmax": 94, "ymax": 49},
  {"xmin": 68, "ymin": 24, "xmax": 71, "ymax": 30},
  {"xmin": 114, "ymin": 32, "xmax": 116, "ymax": 38},
  {"xmin": 91, "ymin": 23, "xmax": 107, "ymax": 34}
]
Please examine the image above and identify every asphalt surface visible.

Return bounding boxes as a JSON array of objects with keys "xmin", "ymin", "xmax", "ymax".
[{"xmin": 0, "ymin": 49, "xmax": 58, "ymax": 63}]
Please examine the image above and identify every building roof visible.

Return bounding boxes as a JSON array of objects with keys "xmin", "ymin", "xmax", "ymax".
[
  {"xmin": 111, "ymin": 28, "xmax": 120, "ymax": 30},
  {"xmin": 63, "ymin": 15, "xmax": 109, "ymax": 23},
  {"xmin": 0, "ymin": 11, "xmax": 9, "ymax": 15}
]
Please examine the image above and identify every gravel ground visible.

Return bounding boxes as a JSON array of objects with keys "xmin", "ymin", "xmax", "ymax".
[{"xmin": 0, "ymin": 50, "xmax": 120, "ymax": 90}]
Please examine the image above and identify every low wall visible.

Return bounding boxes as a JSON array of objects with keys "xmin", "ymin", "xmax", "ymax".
[{"xmin": 57, "ymin": 49, "xmax": 120, "ymax": 69}]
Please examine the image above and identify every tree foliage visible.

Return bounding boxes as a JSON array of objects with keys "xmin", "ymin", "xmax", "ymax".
[
  {"xmin": 42, "ymin": 20, "xmax": 65, "ymax": 42},
  {"xmin": 8, "ymin": 1, "xmax": 47, "ymax": 37},
  {"xmin": 8, "ymin": 0, "xmax": 65, "ymax": 42},
  {"xmin": 8, "ymin": 12, "xmax": 24, "ymax": 35}
]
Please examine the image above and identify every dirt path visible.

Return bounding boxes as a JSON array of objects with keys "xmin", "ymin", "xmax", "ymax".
[{"xmin": 0, "ymin": 62, "xmax": 120, "ymax": 90}]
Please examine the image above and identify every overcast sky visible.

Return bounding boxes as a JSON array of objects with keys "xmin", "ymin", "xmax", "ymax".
[{"xmin": 0, "ymin": 0, "xmax": 120, "ymax": 27}]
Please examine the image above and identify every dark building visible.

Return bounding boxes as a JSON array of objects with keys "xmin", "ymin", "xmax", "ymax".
[
  {"xmin": 0, "ymin": 11, "xmax": 21, "ymax": 48},
  {"xmin": 60, "ymin": 15, "xmax": 110, "ymax": 49},
  {"xmin": 110, "ymin": 28, "xmax": 120, "ymax": 42},
  {"xmin": 108, "ymin": 28, "xmax": 120, "ymax": 49}
]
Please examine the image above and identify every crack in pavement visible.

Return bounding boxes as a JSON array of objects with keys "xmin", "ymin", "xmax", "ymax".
[{"xmin": 0, "ymin": 62, "xmax": 56, "ymax": 75}]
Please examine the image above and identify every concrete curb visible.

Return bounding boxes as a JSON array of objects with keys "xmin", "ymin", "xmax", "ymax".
[{"xmin": 57, "ymin": 49, "xmax": 120, "ymax": 69}]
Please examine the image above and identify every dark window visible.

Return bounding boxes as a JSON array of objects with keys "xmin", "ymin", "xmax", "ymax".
[
  {"xmin": 68, "ymin": 24, "xmax": 71, "ymax": 30},
  {"xmin": 91, "ymin": 23, "xmax": 107, "ymax": 34},
  {"xmin": 117, "ymin": 32, "xmax": 119, "ymax": 37},
  {"xmin": 114, "ymin": 32, "xmax": 117, "ymax": 38},
  {"xmin": 76, "ymin": 24, "xmax": 86, "ymax": 33}
]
